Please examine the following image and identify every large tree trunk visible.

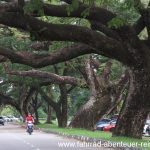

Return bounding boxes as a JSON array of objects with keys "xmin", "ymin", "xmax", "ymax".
[
  {"xmin": 56, "ymin": 85, "xmax": 68, "ymax": 128},
  {"xmin": 56, "ymin": 110, "xmax": 67, "ymax": 127},
  {"xmin": 70, "ymin": 94, "xmax": 112, "ymax": 129},
  {"xmin": 113, "ymin": 69, "xmax": 150, "ymax": 138},
  {"xmin": 56, "ymin": 112, "xmax": 63, "ymax": 127},
  {"xmin": 31, "ymin": 93, "xmax": 40, "ymax": 125},
  {"xmin": 34, "ymin": 108, "xmax": 39, "ymax": 125},
  {"xmin": 22, "ymin": 105, "xmax": 28, "ymax": 116},
  {"xmin": 60, "ymin": 85, "xmax": 68, "ymax": 127},
  {"xmin": 21, "ymin": 110, "xmax": 26, "ymax": 122},
  {"xmin": 46, "ymin": 104, "xmax": 52, "ymax": 124},
  {"xmin": 70, "ymin": 59, "xmax": 113, "ymax": 129},
  {"xmin": 70, "ymin": 59, "xmax": 128, "ymax": 129}
]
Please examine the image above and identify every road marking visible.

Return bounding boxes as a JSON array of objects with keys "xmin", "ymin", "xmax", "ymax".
[{"xmin": 36, "ymin": 148, "xmax": 40, "ymax": 150}]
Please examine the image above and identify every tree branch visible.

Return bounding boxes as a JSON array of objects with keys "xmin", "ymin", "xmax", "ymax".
[
  {"xmin": 90, "ymin": 21, "xmax": 121, "ymax": 40},
  {"xmin": 6, "ymin": 69, "xmax": 80, "ymax": 85},
  {"xmin": 0, "ymin": 44, "xmax": 93, "ymax": 68},
  {"xmin": 0, "ymin": 92, "xmax": 21, "ymax": 113},
  {"xmin": 0, "ymin": 12, "xmax": 131, "ymax": 65},
  {"xmin": 133, "ymin": 17, "xmax": 145, "ymax": 35},
  {"xmin": 0, "ymin": 2, "xmax": 18, "ymax": 13},
  {"xmin": 0, "ymin": 2, "xmax": 115, "ymax": 24}
]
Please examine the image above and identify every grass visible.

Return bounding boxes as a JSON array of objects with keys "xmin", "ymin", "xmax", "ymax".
[
  {"xmin": 36, "ymin": 123, "xmax": 150, "ymax": 150},
  {"xmin": 37, "ymin": 123, "xmax": 112, "ymax": 139}
]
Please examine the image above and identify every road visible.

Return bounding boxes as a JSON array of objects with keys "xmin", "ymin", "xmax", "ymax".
[{"xmin": 0, "ymin": 124, "xmax": 114, "ymax": 150}]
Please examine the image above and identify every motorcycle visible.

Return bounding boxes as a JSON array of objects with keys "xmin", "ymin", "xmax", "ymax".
[{"xmin": 27, "ymin": 121, "xmax": 33, "ymax": 135}]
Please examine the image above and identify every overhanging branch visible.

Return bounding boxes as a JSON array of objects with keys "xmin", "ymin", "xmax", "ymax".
[
  {"xmin": 6, "ymin": 70, "xmax": 80, "ymax": 85},
  {"xmin": 0, "ymin": 2, "xmax": 115, "ymax": 24},
  {"xmin": 0, "ymin": 44, "xmax": 93, "ymax": 68},
  {"xmin": 0, "ymin": 12, "xmax": 130, "ymax": 65}
]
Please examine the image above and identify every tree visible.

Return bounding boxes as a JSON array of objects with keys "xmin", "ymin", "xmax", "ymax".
[
  {"xmin": 37, "ymin": 65, "xmax": 76, "ymax": 127},
  {"xmin": 70, "ymin": 58, "xmax": 128, "ymax": 129},
  {"xmin": 0, "ymin": 0, "xmax": 150, "ymax": 138},
  {"xmin": 45, "ymin": 104, "xmax": 52, "ymax": 124},
  {"xmin": 30, "ymin": 92, "xmax": 42, "ymax": 124}
]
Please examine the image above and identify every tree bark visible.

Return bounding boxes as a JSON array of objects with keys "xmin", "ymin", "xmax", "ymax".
[
  {"xmin": 46, "ymin": 104, "xmax": 52, "ymax": 124},
  {"xmin": 113, "ymin": 69, "xmax": 150, "ymax": 138},
  {"xmin": 34, "ymin": 108, "xmax": 39, "ymax": 125},
  {"xmin": 70, "ymin": 93, "xmax": 112, "ymax": 129},
  {"xmin": 56, "ymin": 110, "xmax": 63, "ymax": 127},
  {"xmin": 32, "ymin": 93, "xmax": 40, "ymax": 125},
  {"xmin": 59, "ymin": 85, "xmax": 68, "ymax": 127},
  {"xmin": 55, "ymin": 85, "xmax": 68, "ymax": 128}
]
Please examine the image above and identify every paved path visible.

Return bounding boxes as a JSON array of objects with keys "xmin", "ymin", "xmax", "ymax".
[{"xmin": 0, "ymin": 124, "xmax": 114, "ymax": 150}]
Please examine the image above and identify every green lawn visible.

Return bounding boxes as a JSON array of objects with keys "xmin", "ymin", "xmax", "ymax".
[
  {"xmin": 36, "ymin": 123, "xmax": 150, "ymax": 150},
  {"xmin": 37, "ymin": 123, "xmax": 111, "ymax": 139}
]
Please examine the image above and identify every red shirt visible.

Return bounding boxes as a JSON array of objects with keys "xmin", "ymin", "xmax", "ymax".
[{"xmin": 26, "ymin": 115, "xmax": 34, "ymax": 123}]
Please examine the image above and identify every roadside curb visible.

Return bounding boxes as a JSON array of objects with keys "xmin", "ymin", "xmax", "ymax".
[{"xmin": 36, "ymin": 127, "xmax": 144, "ymax": 150}]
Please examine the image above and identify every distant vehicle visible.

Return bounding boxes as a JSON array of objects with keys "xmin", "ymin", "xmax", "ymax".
[
  {"xmin": 103, "ymin": 121, "xmax": 116, "ymax": 132},
  {"xmin": 2, "ymin": 116, "xmax": 9, "ymax": 122},
  {"xmin": 7, "ymin": 116, "xmax": 13, "ymax": 122},
  {"xmin": 2, "ymin": 116, "xmax": 20, "ymax": 122},
  {"xmin": 143, "ymin": 120, "xmax": 150, "ymax": 136},
  {"xmin": 11, "ymin": 116, "xmax": 20, "ymax": 122},
  {"xmin": 97, "ymin": 119, "xmax": 111, "ymax": 125},
  {"xmin": 96, "ymin": 119, "xmax": 111, "ymax": 131},
  {"xmin": 0, "ymin": 117, "xmax": 5, "ymax": 125},
  {"xmin": 110, "ymin": 114, "xmax": 119, "ymax": 120}
]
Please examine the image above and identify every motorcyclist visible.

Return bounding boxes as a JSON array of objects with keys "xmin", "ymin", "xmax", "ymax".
[
  {"xmin": 25, "ymin": 114, "xmax": 34, "ymax": 123},
  {"xmin": 25, "ymin": 113, "xmax": 34, "ymax": 131}
]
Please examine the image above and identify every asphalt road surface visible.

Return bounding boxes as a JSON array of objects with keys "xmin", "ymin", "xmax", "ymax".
[{"xmin": 0, "ymin": 123, "xmax": 114, "ymax": 150}]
